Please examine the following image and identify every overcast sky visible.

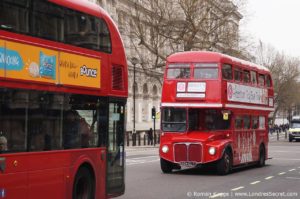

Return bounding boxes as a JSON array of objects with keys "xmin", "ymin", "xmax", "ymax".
[{"xmin": 243, "ymin": 0, "xmax": 300, "ymax": 58}]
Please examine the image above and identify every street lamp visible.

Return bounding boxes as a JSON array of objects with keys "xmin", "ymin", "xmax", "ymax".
[{"xmin": 130, "ymin": 57, "xmax": 139, "ymax": 146}]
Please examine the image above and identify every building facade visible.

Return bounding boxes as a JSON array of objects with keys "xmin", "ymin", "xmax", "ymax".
[{"xmin": 88, "ymin": 0, "xmax": 242, "ymax": 133}]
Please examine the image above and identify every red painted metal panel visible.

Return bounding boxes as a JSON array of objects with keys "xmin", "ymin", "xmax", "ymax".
[
  {"xmin": 188, "ymin": 144, "xmax": 202, "ymax": 162},
  {"xmin": 0, "ymin": 148, "xmax": 106, "ymax": 199},
  {"xmin": 174, "ymin": 144, "xmax": 187, "ymax": 162}
]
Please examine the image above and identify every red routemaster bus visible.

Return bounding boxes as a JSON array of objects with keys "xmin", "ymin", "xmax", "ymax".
[
  {"xmin": 0, "ymin": 0, "xmax": 127, "ymax": 198},
  {"xmin": 159, "ymin": 51, "xmax": 274, "ymax": 175}
]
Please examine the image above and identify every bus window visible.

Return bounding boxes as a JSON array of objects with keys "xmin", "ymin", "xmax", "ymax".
[
  {"xmin": 194, "ymin": 63, "xmax": 218, "ymax": 79},
  {"xmin": 0, "ymin": 0, "xmax": 112, "ymax": 53},
  {"xmin": 32, "ymin": 1, "xmax": 64, "ymax": 42},
  {"xmin": 0, "ymin": 0, "xmax": 29, "ymax": 34},
  {"xmin": 167, "ymin": 64, "xmax": 190, "ymax": 79},
  {"xmin": 243, "ymin": 116, "xmax": 250, "ymax": 129},
  {"xmin": 243, "ymin": 70, "xmax": 250, "ymax": 83},
  {"xmin": 259, "ymin": 116, "xmax": 266, "ymax": 129},
  {"xmin": 235, "ymin": 116, "xmax": 243, "ymax": 129},
  {"xmin": 258, "ymin": 74, "xmax": 265, "ymax": 86},
  {"xmin": 252, "ymin": 116, "xmax": 259, "ymax": 129},
  {"xmin": 0, "ymin": 91, "xmax": 28, "ymax": 152},
  {"xmin": 188, "ymin": 109, "xmax": 199, "ymax": 131},
  {"xmin": 234, "ymin": 68, "xmax": 243, "ymax": 82},
  {"xmin": 65, "ymin": 10, "xmax": 112, "ymax": 52},
  {"xmin": 250, "ymin": 71, "xmax": 257, "ymax": 85},
  {"xmin": 222, "ymin": 64, "xmax": 233, "ymax": 80},
  {"xmin": 204, "ymin": 109, "xmax": 230, "ymax": 131},
  {"xmin": 266, "ymin": 75, "xmax": 272, "ymax": 87},
  {"xmin": 162, "ymin": 107, "xmax": 186, "ymax": 132}
]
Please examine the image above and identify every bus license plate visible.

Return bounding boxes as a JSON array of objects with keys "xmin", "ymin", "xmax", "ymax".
[{"xmin": 180, "ymin": 162, "xmax": 197, "ymax": 168}]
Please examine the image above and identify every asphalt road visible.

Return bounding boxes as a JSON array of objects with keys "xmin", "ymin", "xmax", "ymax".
[{"xmin": 119, "ymin": 137, "xmax": 300, "ymax": 199}]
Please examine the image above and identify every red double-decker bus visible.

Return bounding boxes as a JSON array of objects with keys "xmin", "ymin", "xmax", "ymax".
[
  {"xmin": 159, "ymin": 51, "xmax": 274, "ymax": 175},
  {"xmin": 0, "ymin": 0, "xmax": 127, "ymax": 198}
]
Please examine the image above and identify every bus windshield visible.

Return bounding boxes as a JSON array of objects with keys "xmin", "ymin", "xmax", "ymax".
[
  {"xmin": 290, "ymin": 122, "xmax": 300, "ymax": 128},
  {"xmin": 162, "ymin": 108, "xmax": 186, "ymax": 132}
]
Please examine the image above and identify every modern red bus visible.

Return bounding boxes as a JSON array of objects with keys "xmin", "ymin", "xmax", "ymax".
[
  {"xmin": 159, "ymin": 51, "xmax": 274, "ymax": 175},
  {"xmin": 0, "ymin": 0, "xmax": 127, "ymax": 198}
]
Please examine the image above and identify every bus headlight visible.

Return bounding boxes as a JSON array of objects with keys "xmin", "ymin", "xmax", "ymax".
[
  {"xmin": 162, "ymin": 145, "xmax": 169, "ymax": 153},
  {"xmin": 209, "ymin": 147, "xmax": 216, "ymax": 155}
]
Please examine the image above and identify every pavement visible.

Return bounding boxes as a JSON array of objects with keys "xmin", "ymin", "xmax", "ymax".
[{"xmin": 120, "ymin": 139, "xmax": 300, "ymax": 199}]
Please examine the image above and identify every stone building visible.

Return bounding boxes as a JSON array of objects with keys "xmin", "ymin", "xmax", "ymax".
[{"xmin": 88, "ymin": 0, "xmax": 242, "ymax": 133}]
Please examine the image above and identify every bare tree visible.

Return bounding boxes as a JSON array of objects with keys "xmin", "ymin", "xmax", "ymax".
[
  {"xmin": 127, "ymin": 0, "xmax": 246, "ymax": 69},
  {"xmin": 255, "ymin": 41, "xmax": 300, "ymax": 125}
]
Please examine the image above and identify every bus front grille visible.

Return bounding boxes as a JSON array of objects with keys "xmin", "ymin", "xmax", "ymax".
[{"xmin": 174, "ymin": 143, "xmax": 202, "ymax": 163}]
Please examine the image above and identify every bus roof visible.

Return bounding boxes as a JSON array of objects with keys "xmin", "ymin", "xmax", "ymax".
[{"xmin": 167, "ymin": 51, "xmax": 270, "ymax": 72}]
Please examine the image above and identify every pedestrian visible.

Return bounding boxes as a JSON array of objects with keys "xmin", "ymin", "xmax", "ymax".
[{"xmin": 148, "ymin": 128, "xmax": 153, "ymax": 145}]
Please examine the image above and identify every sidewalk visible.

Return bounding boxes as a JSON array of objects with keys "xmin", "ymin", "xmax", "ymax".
[{"xmin": 125, "ymin": 145, "xmax": 159, "ymax": 151}]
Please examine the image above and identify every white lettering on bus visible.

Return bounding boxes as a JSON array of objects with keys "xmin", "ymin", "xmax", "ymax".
[
  {"xmin": 80, "ymin": 65, "xmax": 97, "ymax": 78},
  {"xmin": 0, "ymin": 53, "xmax": 20, "ymax": 66}
]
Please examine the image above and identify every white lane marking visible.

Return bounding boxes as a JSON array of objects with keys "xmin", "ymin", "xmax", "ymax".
[
  {"xmin": 278, "ymin": 172, "xmax": 286, "ymax": 175},
  {"xmin": 250, "ymin": 181, "xmax": 261, "ymax": 185},
  {"xmin": 265, "ymin": 176, "xmax": 274, "ymax": 180},
  {"xmin": 289, "ymin": 169, "xmax": 296, "ymax": 171},
  {"xmin": 209, "ymin": 193, "xmax": 226, "ymax": 198},
  {"xmin": 231, "ymin": 186, "xmax": 244, "ymax": 191},
  {"xmin": 286, "ymin": 177, "xmax": 300, "ymax": 180}
]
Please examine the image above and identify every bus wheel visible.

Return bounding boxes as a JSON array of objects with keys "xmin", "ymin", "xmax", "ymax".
[
  {"xmin": 217, "ymin": 150, "xmax": 232, "ymax": 175},
  {"xmin": 73, "ymin": 166, "xmax": 95, "ymax": 199},
  {"xmin": 160, "ymin": 158, "xmax": 174, "ymax": 173},
  {"xmin": 289, "ymin": 136, "xmax": 293, "ymax": 142},
  {"xmin": 257, "ymin": 146, "xmax": 265, "ymax": 167}
]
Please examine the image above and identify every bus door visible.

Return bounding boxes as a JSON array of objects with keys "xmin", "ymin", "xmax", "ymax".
[{"xmin": 106, "ymin": 102, "xmax": 125, "ymax": 196}]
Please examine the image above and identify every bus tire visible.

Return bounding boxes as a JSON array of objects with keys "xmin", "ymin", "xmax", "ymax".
[
  {"xmin": 289, "ymin": 136, "xmax": 293, "ymax": 142},
  {"xmin": 160, "ymin": 158, "xmax": 174, "ymax": 173},
  {"xmin": 217, "ymin": 150, "xmax": 232, "ymax": 175},
  {"xmin": 73, "ymin": 166, "xmax": 95, "ymax": 199},
  {"xmin": 257, "ymin": 145, "xmax": 265, "ymax": 167}
]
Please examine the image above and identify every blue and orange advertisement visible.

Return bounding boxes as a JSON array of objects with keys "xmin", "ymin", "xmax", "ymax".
[{"xmin": 0, "ymin": 39, "xmax": 101, "ymax": 89}]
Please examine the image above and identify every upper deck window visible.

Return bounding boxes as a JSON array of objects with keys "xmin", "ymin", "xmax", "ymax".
[
  {"xmin": 0, "ymin": 0, "xmax": 29, "ymax": 34},
  {"xmin": 222, "ymin": 64, "xmax": 233, "ymax": 80},
  {"xmin": 167, "ymin": 63, "xmax": 190, "ymax": 79},
  {"xmin": 234, "ymin": 68, "xmax": 243, "ymax": 82},
  {"xmin": 194, "ymin": 63, "xmax": 218, "ymax": 79},
  {"xmin": 243, "ymin": 70, "xmax": 250, "ymax": 83},
  {"xmin": 250, "ymin": 71, "xmax": 257, "ymax": 85},
  {"xmin": 258, "ymin": 74, "xmax": 265, "ymax": 86},
  {"xmin": 0, "ymin": 0, "xmax": 112, "ymax": 53},
  {"xmin": 266, "ymin": 75, "xmax": 272, "ymax": 87}
]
